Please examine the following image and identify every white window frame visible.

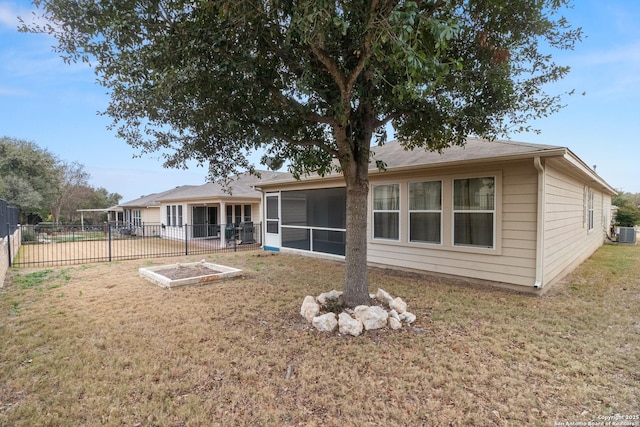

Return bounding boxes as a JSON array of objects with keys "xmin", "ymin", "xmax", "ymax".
[
  {"xmin": 408, "ymin": 180, "xmax": 442, "ymax": 245},
  {"xmin": 452, "ymin": 176, "xmax": 496, "ymax": 249},
  {"xmin": 132, "ymin": 209, "xmax": 142, "ymax": 227},
  {"xmin": 165, "ymin": 204, "xmax": 183, "ymax": 227},
  {"xmin": 588, "ymin": 189, "xmax": 594, "ymax": 231},
  {"xmin": 372, "ymin": 183, "xmax": 400, "ymax": 241}
]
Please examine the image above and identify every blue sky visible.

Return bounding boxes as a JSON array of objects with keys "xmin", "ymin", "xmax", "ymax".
[{"xmin": 1, "ymin": 0, "xmax": 639, "ymax": 202}]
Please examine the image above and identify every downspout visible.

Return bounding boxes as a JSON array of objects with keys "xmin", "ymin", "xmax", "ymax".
[{"xmin": 533, "ymin": 157, "xmax": 545, "ymax": 289}]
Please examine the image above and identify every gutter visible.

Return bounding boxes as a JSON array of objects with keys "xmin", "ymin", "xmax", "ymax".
[{"xmin": 533, "ymin": 157, "xmax": 545, "ymax": 289}]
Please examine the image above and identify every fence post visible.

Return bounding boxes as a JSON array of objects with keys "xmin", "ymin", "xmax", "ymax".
[
  {"xmin": 185, "ymin": 224, "xmax": 189, "ymax": 256},
  {"xmin": 108, "ymin": 224, "xmax": 112, "ymax": 262},
  {"xmin": 234, "ymin": 226, "xmax": 237, "ymax": 252},
  {"xmin": 6, "ymin": 223, "xmax": 11, "ymax": 268}
]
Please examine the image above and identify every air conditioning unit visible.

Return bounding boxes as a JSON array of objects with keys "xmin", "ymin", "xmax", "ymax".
[{"xmin": 617, "ymin": 227, "xmax": 637, "ymax": 244}]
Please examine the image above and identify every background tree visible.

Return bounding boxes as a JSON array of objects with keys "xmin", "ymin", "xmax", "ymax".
[
  {"xmin": 50, "ymin": 160, "xmax": 91, "ymax": 224},
  {"xmin": 89, "ymin": 187, "xmax": 122, "ymax": 211},
  {"xmin": 61, "ymin": 186, "xmax": 122, "ymax": 224},
  {"xmin": 0, "ymin": 136, "xmax": 60, "ymax": 221},
  {"xmin": 24, "ymin": 0, "xmax": 581, "ymax": 306},
  {"xmin": 613, "ymin": 191, "xmax": 640, "ymax": 227}
]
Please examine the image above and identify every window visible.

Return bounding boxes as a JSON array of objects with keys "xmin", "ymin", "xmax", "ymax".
[
  {"xmin": 409, "ymin": 181, "xmax": 442, "ymax": 244},
  {"xmin": 373, "ymin": 184, "xmax": 399, "ymax": 240},
  {"xmin": 171, "ymin": 205, "xmax": 177, "ymax": 227},
  {"xmin": 453, "ymin": 177, "xmax": 495, "ymax": 248},
  {"xmin": 588, "ymin": 189, "xmax": 594, "ymax": 230},
  {"xmin": 132, "ymin": 209, "xmax": 142, "ymax": 227},
  {"xmin": 243, "ymin": 205, "xmax": 252, "ymax": 222},
  {"xmin": 166, "ymin": 205, "xmax": 183, "ymax": 227}
]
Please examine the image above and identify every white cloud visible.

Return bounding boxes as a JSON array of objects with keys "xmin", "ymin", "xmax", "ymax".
[
  {"xmin": 0, "ymin": 84, "xmax": 31, "ymax": 96},
  {"xmin": 0, "ymin": 1, "xmax": 36, "ymax": 29},
  {"xmin": 577, "ymin": 41, "xmax": 640, "ymax": 67}
]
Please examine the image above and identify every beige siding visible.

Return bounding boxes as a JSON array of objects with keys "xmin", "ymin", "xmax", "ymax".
[
  {"xmin": 367, "ymin": 160, "xmax": 539, "ymax": 287},
  {"xmin": 542, "ymin": 165, "xmax": 606, "ymax": 287},
  {"xmin": 142, "ymin": 207, "xmax": 161, "ymax": 225}
]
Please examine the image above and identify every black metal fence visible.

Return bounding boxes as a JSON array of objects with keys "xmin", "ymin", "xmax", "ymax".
[
  {"xmin": 12, "ymin": 222, "xmax": 262, "ymax": 267},
  {"xmin": 1, "ymin": 198, "xmax": 20, "ymax": 238}
]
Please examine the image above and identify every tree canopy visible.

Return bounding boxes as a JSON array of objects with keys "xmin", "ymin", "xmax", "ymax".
[
  {"xmin": 23, "ymin": 0, "xmax": 582, "ymax": 305},
  {"xmin": 0, "ymin": 136, "xmax": 122, "ymax": 223},
  {"xmin": 0, "ymin": 136, "xmax": 59, "ymax": 218}
]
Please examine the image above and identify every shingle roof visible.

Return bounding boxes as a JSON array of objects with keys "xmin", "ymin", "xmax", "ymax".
[
  {"xmin": 119, "ymin": 185, "xmax": 200, "ymax": 207},
  {"xmin": 256, "ymin": 137, "xmax": 566, "ymax": 187},
  {"xmin": 369, "ymin": 137, "xmax": 564, "ymax": 170},
  {"xmin": 154, "ymin": 170, "xmax": 291, "ymax": 202}
]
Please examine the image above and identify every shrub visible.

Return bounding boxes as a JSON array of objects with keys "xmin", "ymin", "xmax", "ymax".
[
  {"xmin": 21, "ymin": 231, "xmax": 38, "ymax": 242},
  {"xmin": 615, "ymin": 206, "xmax": 640, "ymax": 227}
]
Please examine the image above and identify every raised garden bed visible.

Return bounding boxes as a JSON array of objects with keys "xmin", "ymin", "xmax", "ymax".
[{"xmin": 139, "ymin": 261, "xmax": 242, "ymax": 288}]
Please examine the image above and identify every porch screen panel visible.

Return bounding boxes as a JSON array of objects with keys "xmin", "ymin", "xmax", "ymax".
[
  {"xmin": 282, "ymin": 228, "xmax": 310, "ymax": 250},
  {"xmin": 312, "ymin": 230, "xmax": 346, "ymax": 256},
  {"xmin": 282, "ymin": 188, "xmax": 346, "ymax": 228},
  {"xmin": 281, "ymin": 188, "xmax": 346, "ymax": 255},
  {"xmin": 266, "ymin": 196, "xmax": 279, "ymax": 234}
]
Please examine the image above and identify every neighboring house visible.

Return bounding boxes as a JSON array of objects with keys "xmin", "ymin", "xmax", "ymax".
[
  {"xmin": 256, "ymin": 138, "xmax": 616, "ymax": 293},
  {"xmin": 117, "ymin": 185, "xmax": 199, "ymax": 234},
  {"xmin": 153, "ymin": 171, "xmax": 288, "ymax": 245},
  {"xmin": 106, "ymin": 205, "xmax": 124, "ymax": 225}
]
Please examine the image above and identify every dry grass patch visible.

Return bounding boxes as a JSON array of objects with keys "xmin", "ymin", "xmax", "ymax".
[{"xmin": 1, "ymin": 246, "xmax": 639, "ymax": 426}]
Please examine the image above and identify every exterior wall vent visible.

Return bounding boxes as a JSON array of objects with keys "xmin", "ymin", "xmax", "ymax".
[{"xmin": 617, "ymin": 227, "xmax": 637, "ymax": 244}]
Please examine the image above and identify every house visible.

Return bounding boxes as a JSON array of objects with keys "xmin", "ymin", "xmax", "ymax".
[
  {"xmin": 255, "ymin": 138, "xmax": 616, "ymax": 293},
  {"xmin": 117, "ymin": 185, "xmax": 199, "ymax": 234},
  {"xmin": 152, "ymin": 171, "xmax": 288, "ymax": 246}
]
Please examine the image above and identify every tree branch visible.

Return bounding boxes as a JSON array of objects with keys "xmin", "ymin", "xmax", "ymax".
[
  {"xmin": 255, "ymin": 123, "xmax": 339, "ymax": 157},
  {"xmin": 271, "ymin": 90, "xmax": 338, "ymax": 127},
  {"xmin": 344, "ymin": 0, "xmax": 379, "ymax": 92},
  {"xmin": 309, "ymin": 45, "xmax": 348, "ymax": 99},
  {"xmin": 374, "ymin": 109, "xmax": 409, "ymax": 128}
]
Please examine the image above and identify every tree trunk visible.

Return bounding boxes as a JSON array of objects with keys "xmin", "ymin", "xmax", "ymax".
[
  {"xmin": 342, "ymin": 168, "xmax": 371, "ymax": 307},
  {"xmin": 340, "ymin": 121, "xmax": 373, "ymax": 307}
]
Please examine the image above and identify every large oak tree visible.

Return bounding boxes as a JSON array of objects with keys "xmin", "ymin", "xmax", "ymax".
[{"xmin": 24, "ymin": 0, "xmax": 581, "ymax": 306}]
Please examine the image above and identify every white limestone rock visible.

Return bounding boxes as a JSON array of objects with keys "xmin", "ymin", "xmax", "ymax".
[
  {"xmin": 399, "ymin": 311, "xmax": 417, "ymax": 324},
  {"xmin": 338, "ymin": 312, "xmax": 363, "ymax": 337},
  {"xmin": 312, "ymin": 313, "xmax": 338, "ymax": 332},
  {"xmin": 301, "ymin": 295, "xmax": 320, "ymax": 323},
  {"xmin": 375, "ymin": 288, "xmax": 393, "ymax": 304},
  {"xmin": 389, "ymin": 297, "xmax": 407, "ymax": 314},
  {"xmin": 354, "ymin": 305, "xmax": 389, "ymax": 330},
  {"xmin": 388, "ymin": 309, "xmax": 401, "ymax": 322},
  {"xmin": 317, "ymin": 289, "xmax": 342, "ymax": 305},
  {"xmin": 388, "ymin": 316, "xmax": 403, "ymax": 330}
]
